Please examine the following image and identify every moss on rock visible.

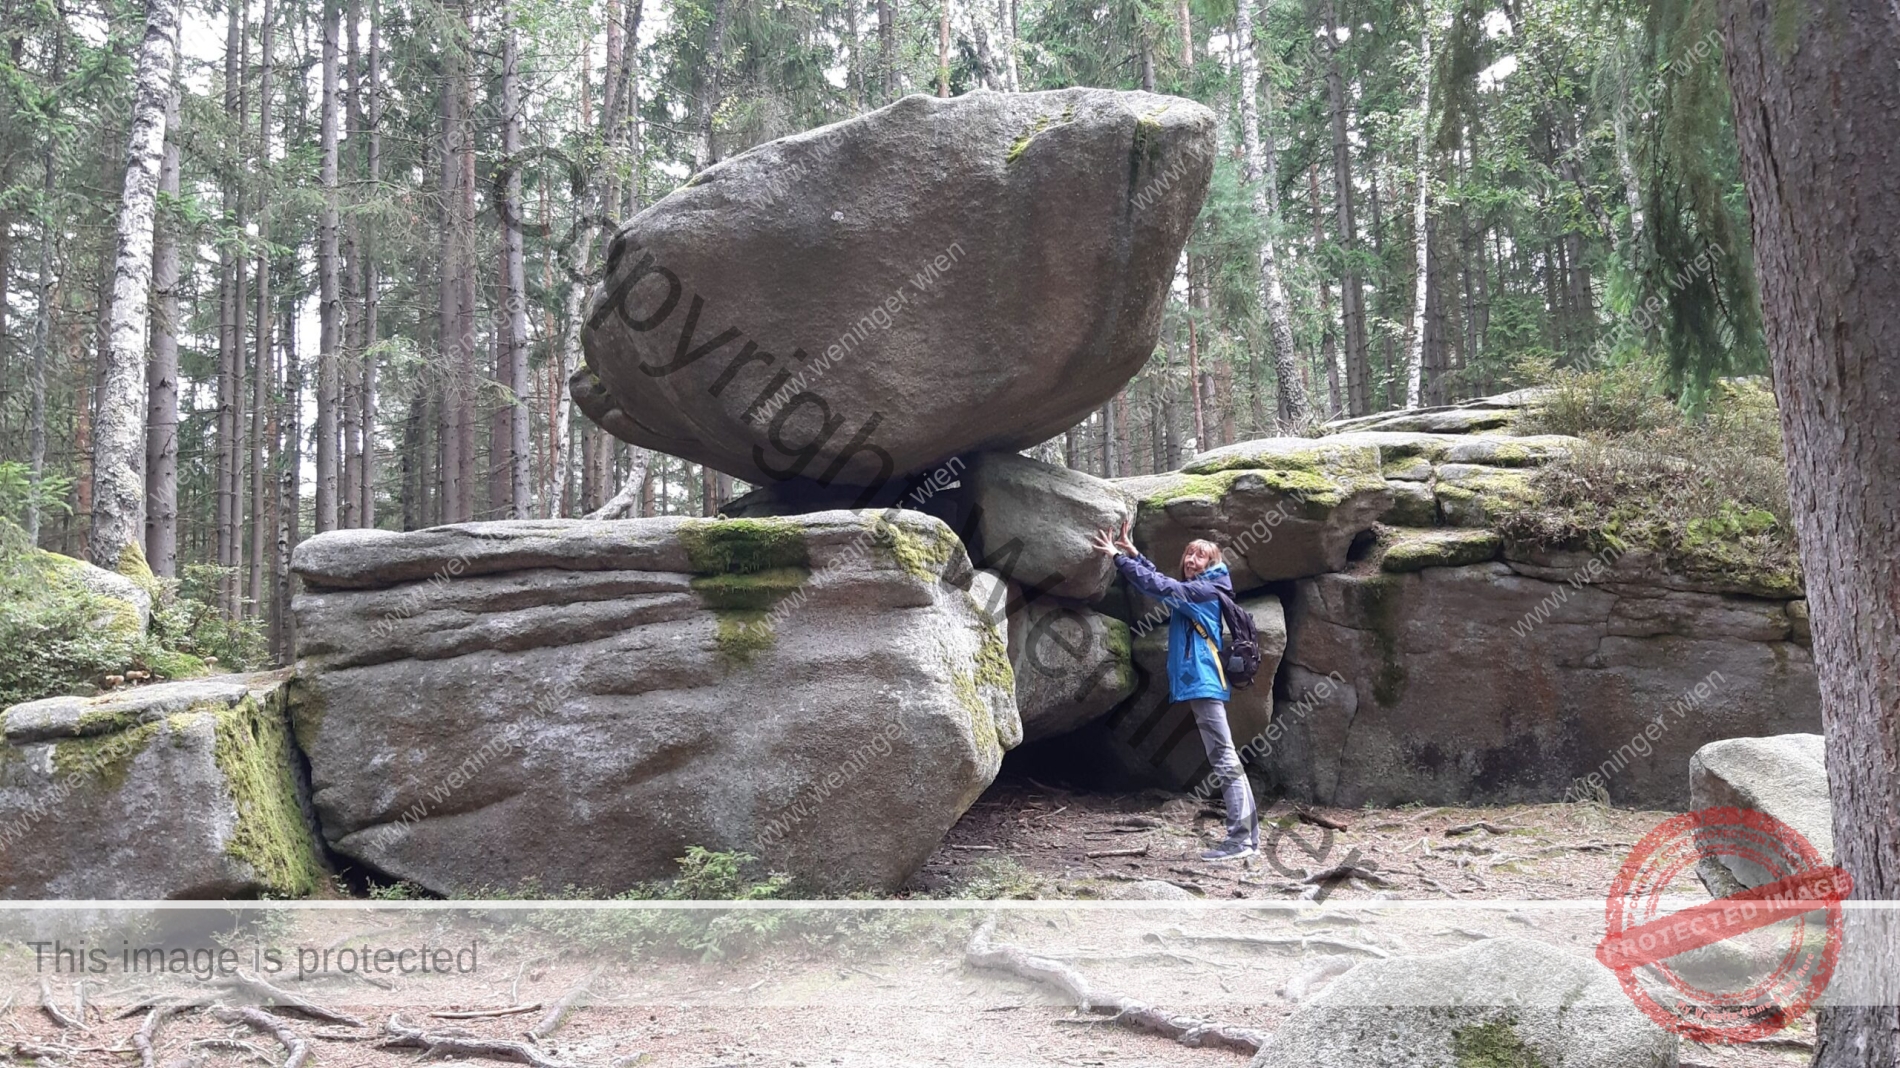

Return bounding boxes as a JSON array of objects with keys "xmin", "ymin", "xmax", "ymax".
[
  {"xmin": 211, "ymin": 694, "xmax": 326, "ymax": 898},
  {"xmin": 1450, "ymin": 1018, "xmax": 1547, "ymax": 1068},
  {"xmin": 869, "ymin": 513, "xmax": 958, "ymax": 584},
  {"xmin": 679, "ymin": 518, "xmax": 809, "ymax": 575},
  {"xmin": 50, "ymin": 721, "xmax": 161, "ymax": 793},
  {"xmin": 1380, "ymin": 528, "xmax": 1503, "ymax": 573}
]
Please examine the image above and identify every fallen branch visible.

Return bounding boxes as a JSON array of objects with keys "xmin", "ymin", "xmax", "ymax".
[
  {"xmin": 1085, "ymin": 846, "xmax": 1150, "ymax": 859},
  {"xmin": 135, "ymin": 1005, "xmax": 180, "ymax": 1068},
  {"xmin": 966, "ymin": 916, "xmax": 1266, "ymax": 1054},
  {"xmin": 1295, "ymin": 808, "xmax": 1350, "ymax": 832},
  {"xmin": 384, "ymin": 1014, "xmax": 574, "ymax": 1068},
  {"xmin": 1444, "ymin": 821, "xmax": 1512, "ymax": 837},
  {"xmin": 40, "ymin": 978, "xmax": 87, "ymax": 1030},
  {"xmin": 945, "ymin": 843, "xmax": 998, "ymax": 851},
  {"xmin": 430, "ymin": 1003, "xmax": 543, "ymax": 1020},
  {"xmin": 225, "ymin": 971, "xmax": 366, "ymax": 1027},
  {"xmin": 527, "ymin": 969, "xmax": 599, "ymax": 1042}
]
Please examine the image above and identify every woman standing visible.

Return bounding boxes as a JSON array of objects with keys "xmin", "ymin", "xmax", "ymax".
[{"xmin": 1091, "ymin": 521, "xmax": 1259, "ymax": 861}]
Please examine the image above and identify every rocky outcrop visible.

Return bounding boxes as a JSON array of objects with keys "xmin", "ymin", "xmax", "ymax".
[
  {"xmin": 1081, "ymin": 591, "xmax": 1287, "ymax": 788},
  {"xmin": 1267, "ymin": 550, "xmax": 1819, "ymax": 809},
  {"xmin": 0, "ymin": 671, "xmax": 326, "ymax": 898},
  {"xmin": 1690, "ymin": 733, "xmax": 1832, "ymax": 889},
  {"xmin": 289, "ymin": 511, "xmax": 1018, "ymax": 895},
  {"xmin": 1250, "ymin": 936, "xmax": 1677, "ymax": 1068},
  {"xmin": 1118, "ymin": 439, "xmax": 1392, "ymax": 591},
  {"xmin": 578, "ymin": 88, "xmax": 1216, "ymax": 489}
]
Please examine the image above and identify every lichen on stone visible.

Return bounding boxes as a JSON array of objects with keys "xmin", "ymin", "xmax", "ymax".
[
  {"xmin": 50, "ymin": 721, "xmax": 161, "ymax": 793},
  {"xmin": 1381, "ymin": 528, "xmax": 1503, "ymax": 573},
  {"xmin": 868, "ymin": 513, "xmax": 957, "ymax": 584}
]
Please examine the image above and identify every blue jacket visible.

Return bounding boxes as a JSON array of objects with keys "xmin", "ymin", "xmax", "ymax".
[{"xmin": 1113, "ymin": 553, "xmax": 1232, "ymax": 703}]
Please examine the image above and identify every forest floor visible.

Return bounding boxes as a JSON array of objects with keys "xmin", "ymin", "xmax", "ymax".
[{"xmin": 2, "ymin": 771, "xmax": 1815, "ymax": 1068}]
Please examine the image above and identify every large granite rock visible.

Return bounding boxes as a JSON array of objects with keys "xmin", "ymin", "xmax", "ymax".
[
  {"xmin": 1251, "ymin": 937, "xmax": 1677, "ymax": 1068},
  {"xmin": 1689, "ymin": 733, "xmax": 1832, "ymax": 889},
  {"xmin": 1118, "ymin": 439, "xmax": 1392, "ymax": 591},
  {"xmin": 997, "ymin": 589, "xmax": 1134, "ymax": 743},
  {"xmin": 1081, "ymin": 591, "xmax": 1287, "ymax": 788},
  {"xmin": 0, "ymin": 671, "xmax": 326, "ymax": 898},
  {"xmin": 1267, "ymin": 555, "xmax": 1820, "ymax": 808},
  {"xmin": 289, "ymin": 512, "xmax": 1019, "ymax": 895},
  {"xmin": 578, "ymin": 88, "xmax": 1216, "ymax": 490},
  {"xmin": 964, "ymin": 451, "xmax": 1132, "ymax": 601}
]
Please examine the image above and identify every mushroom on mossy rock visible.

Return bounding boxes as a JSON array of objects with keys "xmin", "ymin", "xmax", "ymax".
[{"xmin": 0, "ymin": 670, "xmax": 327, "ymax": 898}]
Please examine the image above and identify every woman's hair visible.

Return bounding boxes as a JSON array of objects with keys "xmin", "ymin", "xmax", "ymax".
[{"xmin": 1182, "ymin": 539, "xmax": 1224, "ymax": 565}]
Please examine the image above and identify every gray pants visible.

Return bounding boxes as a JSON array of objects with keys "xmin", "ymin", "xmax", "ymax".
[{"xmin": 1190, "ymin": 699, "xmax": 1258, "ymax": 846}]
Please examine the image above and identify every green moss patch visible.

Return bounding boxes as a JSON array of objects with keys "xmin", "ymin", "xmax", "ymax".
[
  {"xmin": 714, "ymin": 613, "xmax": 778, "ymax": 666},
  {"xmin": 1100, "ymin": 617, "xmax": 1134, "ymax": 693},
  {"xmin": 1381, "ymin": 528, "xmax": 1502, "ymax": 573},
  {"xmin": 679, "ymin": 519, "xmax": 809, "ymax": 575},
  {"xmin": 212, "ymin": 695, "xmax": 326, "ymax": 898},
  {"xmin": 1451, "ymin": 1018, "xmax": 1547, "ymax": 1068},
  {"xmin": 869, "ymin": 513, "xmax": 958, "ymax": 584},
  {"xmin": 690, "ymin": 567, "xmax": 812, "ymax": 611},
  {"xmin": 51, "ymin": 722, "xmax": 161, "ymax": 793}
]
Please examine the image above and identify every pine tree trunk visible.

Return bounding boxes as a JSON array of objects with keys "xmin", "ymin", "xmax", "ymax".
[
  {"xmin": 879, "ymin": 0, "xmax": 896, "ymax": 102},
  {"xmin": 697, "ymin": 0, "xmax": 732, "ymax": 168},
  {"xmin": 1309, "ymin": 166, "xmax": 1341, "ymax": 417},
  {"xmin": 144, "ymin": 81, "xmax": 181, "ymax": 577},
  {"xmin": 25, "ymin": 36, "xmax": 60, "ymax": 547},
  {"xmin": 215, "ymin": 0, "xmax": 243, "ymax": 593},
  {"xmin": 1718, "ymin": 3, "xmax": 1900, "ymax": 1062},
  {"xmin": 271, "ymin": 310, "xmax": 301, "ymax": 661},
  {"xmin": 1403, "ymin": 18, "xmax": 1431, "ymax": 409},
  {"xmin": 359, "ymin": 0, "xmax": 381, "ymax": 527},
  {"xmin": 249, "ymin": 0, "xmax": 277, "ymax": 616},
  {"xmin": 1322, "ymin": 0, "xmax": 1369, "ymax": 417},
  {"xmin": 314, "ymin": 0, "xmax": 341, "ymax": 533},
  {"xmin": 89, "ymin": 0, "xmax": 181, "ymax": 569},
  {"xmin": 938, "ymin": 0, "xmax": 951, "ymax": 96},
  {"xmin": 501, "ymin": 6, "xmax": 532, "ymax": 519},
  {"xmin": 1233, "ymin": 1, "xmax": 1306, "ymax": 424}
]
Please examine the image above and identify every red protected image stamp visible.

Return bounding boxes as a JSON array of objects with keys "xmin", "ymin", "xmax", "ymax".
[{"xmin": 1597, "ymin": 806, "xmax": 1851, "ymax": 1043}]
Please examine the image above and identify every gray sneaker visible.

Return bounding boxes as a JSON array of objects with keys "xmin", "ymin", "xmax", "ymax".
[{"xmin": 1200, "ymin": 838, "xmax": 1257, "ymax": 862}]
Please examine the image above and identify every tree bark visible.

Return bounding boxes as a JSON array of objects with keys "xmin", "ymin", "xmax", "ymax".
[
  {"xmin": 89, "ymin": 0, "xmax": 181, "ymax": 569},
  {"xmin": 314, "ymin": 0, "xmax": 341, "ymax": 533},
  {"xmin": 359, "ymin": 0, "xmax": 381, "ymax": 527},
  {"xmin": 215, "ymin": 0, "xmax": 244, "ymax": 592},
  {"xmin": 144, "ymin": 79, "xmax": 181, "ymax": 577},
  {"xmin": 500, "ymin": 4, "xmax": 532, "ymax": 519},
  {"xmin": 879, "ymin": 0, "xmax": 896, "ymax": 102},
  {"xmin": 1718, "ymin": 2, "xmax": 1900, "ymax": 1063},
  {"xmin": 25, "ymin": 32, "xmax": 61, "ymax": 546},
  {"xmin": 1404, "ymin": 17, "xmax": 1431, "ymax": 409},
  {"xmin": 696, "ymin": 0, "xmax": 732, "ymax": 168},
  {"xmin": 1321, "ymin": 0, "xmax": 1369, "ymax": 417},
  {"xmin": 938, "ymin": 0, "xmax": 951, "ymax": 97},
  {"xmin": 1233, "ymin": 3, "xmax": 1307, "ymax": 424},
  {"xmin": 1309, "ymin": 166, "xmax": 1341, "ymax": 417},
  {"xmin": 250, "ymin": 0, "xmax": 277, "ymax": 616}
]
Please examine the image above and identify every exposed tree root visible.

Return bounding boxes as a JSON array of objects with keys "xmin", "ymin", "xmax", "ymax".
[
  {"xmin": 214, "ymin": 1005, "xmax": 313, "ymax": 1068},
  {"xmin": 135, "ymin": 1005, "xmax": 180, "ymax": 1068},
  {"xmin": 382, "ymin": 1014, "xmax": 575, "ymax": 1068},
  {"xmin": 430, "ymin": 1003, "xmax": 543, "ymax": 1020},
  {"xmin": 965, "ymin": 916, "xmax": 1267, "ymax": 1054},
  {"xmin": 224, "ymin": 970, "xmax": 366, "ymax": 1027},
  {"xmin": 39, "ymin": 978, "xmax": 87, "ymax": 1030}
]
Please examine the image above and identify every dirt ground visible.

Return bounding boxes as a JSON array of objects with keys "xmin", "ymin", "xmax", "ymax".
[{"xmin": 2, "ymin": 771, "xmax": 1817, "ymax": 1068}]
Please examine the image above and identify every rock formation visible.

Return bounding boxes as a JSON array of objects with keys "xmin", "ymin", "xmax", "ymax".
[
  {"xmin": 289, "ymin": 511, "xmax": 1016, "ymax": 895},
  {"xmin": 0, "ymin": 671, "xmax": 325, "ymax": 898},
  {"xmin": 1689, "ymin": 733, "xmax": 1832, "ymax": 889},
  {"xmin": 1250, "ymin": 936, "xmax": 1678, "ymax": 1068},
  {"xmin": 577, "ymin": 88, "xmax": 1216, "ymax": 490}
]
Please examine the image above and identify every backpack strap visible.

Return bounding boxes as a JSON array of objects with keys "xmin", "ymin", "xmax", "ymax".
[{"xmin": 1188, "ymin": 613, "xmax": 1229, "ymax": 691}]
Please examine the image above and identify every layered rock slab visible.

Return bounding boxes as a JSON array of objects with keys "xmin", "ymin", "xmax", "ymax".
[
  {"xmin": 0, "ymin": 671, "xmax": 325, "ymax": 898},
  {"xmin": 289, "ymin": 512, "xmax": 1018, "ymax": 895},
  {"xmin": 577, "ymin": 88, "xmax": 1215, "ymax": 488},
  {"xmin": 1268, "ymin": 556, "xmax": 1819, "ymax": 808}
]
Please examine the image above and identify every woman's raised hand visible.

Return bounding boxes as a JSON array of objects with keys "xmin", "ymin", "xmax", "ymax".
[
  {"xmin": 1089, "ymin": 528, "xmax": 1120, "ymax": 558},
  {"xmin": 1114, "ymin": 517, "xmax": 1138, "ymax": 556}
]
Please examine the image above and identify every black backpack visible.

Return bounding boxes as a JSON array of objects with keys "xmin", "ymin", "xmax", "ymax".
[{"xmin": 1189, "ymin": 591, "xmax": 1264, "ymax": 689}]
